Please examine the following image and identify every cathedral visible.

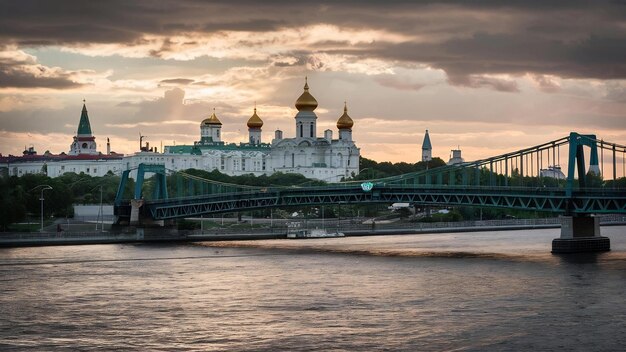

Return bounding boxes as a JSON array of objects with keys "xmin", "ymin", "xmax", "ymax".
[{"xmin": 1, "ymin": 78, "xmax": 361, "ymax": 182}]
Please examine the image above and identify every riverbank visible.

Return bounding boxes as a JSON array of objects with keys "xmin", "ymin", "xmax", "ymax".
[{"xmin": 1, "ymin": 216, "xmax": 625, "ymax": 248}]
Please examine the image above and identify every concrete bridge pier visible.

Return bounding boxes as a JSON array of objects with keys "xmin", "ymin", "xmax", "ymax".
[
  {"xmin": 552, "ymin": 215, "xmax": 610, "ymax": 253},
  {"xmin": 129, "ymin": 199, "xmax": 144, "ymax": 226},
  {"xmin": 129, "ymin": 199, "xmax": 169, "ymax": 227}
]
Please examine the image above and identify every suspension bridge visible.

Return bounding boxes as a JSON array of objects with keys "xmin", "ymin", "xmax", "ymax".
[{"xmin": 114, "ymin": 132, "xmax": 626, "ymax": 252}]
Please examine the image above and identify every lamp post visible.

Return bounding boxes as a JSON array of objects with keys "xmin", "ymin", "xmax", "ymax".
[
  {"xmin": 96, "ymin": 185, "xmax": 103, "ymax": 232},
  {"xmin": 359, "ymin": 168, "xmax": 371, "ymax": 179},
  {"xmin": 38, "ymin": 185, "xmax": 53, "ymax": 232}
]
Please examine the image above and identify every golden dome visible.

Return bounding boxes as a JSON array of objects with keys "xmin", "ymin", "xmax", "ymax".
[
  {"xmin": 201, "ymin": 109, "xmax": 222, "ymax": 126},
  {"xmin": 295, "ymin": 77, "xmax": 318, "ymax": 112},
  {"xmin": 247, "ymin": 107, "xmax": 263, "ymax": 128},
  {"xmin": 336, "ymin": 102, "xmax": 354, "ymax": 130}
]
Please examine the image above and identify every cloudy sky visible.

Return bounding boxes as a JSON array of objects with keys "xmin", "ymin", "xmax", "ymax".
[{"xmin": 1, "ymin": 0, "xmax": 625, "ymax": 162}]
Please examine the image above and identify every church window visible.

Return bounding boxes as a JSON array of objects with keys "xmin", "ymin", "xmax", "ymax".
[
  {"xmin": 82, "ymin": 143, "xmax": 88, "ymax": 148},
  {"xmin": 291, "ymin": 153, "xmax": 295, "ymax": 167},
  {"xmin": 299, "ymin": 123, "xmax": 303, "ymax": 138},
  {"xmin": 310, "ymin": 123, "xmax": 314, "ymax": 138}
]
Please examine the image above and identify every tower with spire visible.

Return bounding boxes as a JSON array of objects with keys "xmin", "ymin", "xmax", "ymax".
[
  {"xmin": 294, "ymin": 77, "xmax": 318, "ymax": 139},
  {"xmin": 69, "ymin": 101, "xmax": 99, "ymax": 155},
  {"xmin": 247, "ymin": 104, "xmax": 263, "ymax": 145},
  {"xmin": 422, "ymin": 129, "xmax": 432, "ymax": 162}
]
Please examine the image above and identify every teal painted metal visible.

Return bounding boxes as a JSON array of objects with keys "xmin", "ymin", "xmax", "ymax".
[
  {"xmin": 131, "ymin": 163, "xmax": 168, "ymax": 200},
  {"xmin": 113, "ymin": 133, "xmax": 626, "ymax": 221},
  {"xmin": 566, "ymin": 132, "xmax": 599, "ymax": 197},
  {"xmin": 114, "ymin": 169, "xmax": 130, "ymax": 206}
]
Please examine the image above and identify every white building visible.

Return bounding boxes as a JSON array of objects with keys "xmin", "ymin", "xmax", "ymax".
[
  {"xmin": 1, "ymin": 79, "xmax": 361, "ymax": 182},
  {"xmin": 447, "ymin": 149, "xmax": 465, "ymax": 165}
]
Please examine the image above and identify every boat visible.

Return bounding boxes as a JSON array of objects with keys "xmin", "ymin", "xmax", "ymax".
[{"xmin": 287, "ymin": 228, "xmax": 345, "ymax": 239}]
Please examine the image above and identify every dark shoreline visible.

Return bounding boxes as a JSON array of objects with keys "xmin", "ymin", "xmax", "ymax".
[{"xmin": 2, "ymin": 222, "xmax": 624, "ymax": 248}]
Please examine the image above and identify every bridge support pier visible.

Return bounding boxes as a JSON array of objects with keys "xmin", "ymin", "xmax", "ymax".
[
  {"xmin": 552, "ymin": 216, "xmax": 610, "ymax": 253},
  {"xmin": 129, "ymin": 199, "xmax": 144, "ymax": 226}
]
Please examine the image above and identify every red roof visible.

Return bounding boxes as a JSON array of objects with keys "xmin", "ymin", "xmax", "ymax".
[{"xmin": 0, "ymin": 152, "xmax": 124, "ymax": 163}]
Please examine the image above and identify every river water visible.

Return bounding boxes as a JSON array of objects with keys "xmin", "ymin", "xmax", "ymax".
[{"xmin": 1, "ymin": 227, "xmax": 625, "ymax": 351}]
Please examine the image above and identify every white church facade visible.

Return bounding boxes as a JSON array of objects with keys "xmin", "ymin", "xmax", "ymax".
[{"xmin": 1, "ymin": 79, "xmax": 361, "ymax": 182}]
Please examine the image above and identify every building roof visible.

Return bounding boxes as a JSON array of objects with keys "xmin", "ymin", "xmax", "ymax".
[
  {"xmin": 247, "ymin": 107, "xmax": 263, "ymax": 128},
  {"xmin": 295, "ymin": 77, "xmax": 318, "ymax": 112},
  {"xmin": 201, "ymin": 109, "xmax": 222, "ymax": 126},
  {"xmin": 0, "ymin": 153, "xmax": 123, "ymax": 164},
  {"xmin": 77, "ymin": 103, "xmax": 93, "ymax": 136},
  {"xmin": 422, "ymin": 129, "xmax": 432, "ymax": 149},
  {"xmin": 166, "ymin": 142, "xmax": 271, "ymax": 155},
  {"xmin": 336, "ymin": 102, "xmax": 354, "ymax": 130}
]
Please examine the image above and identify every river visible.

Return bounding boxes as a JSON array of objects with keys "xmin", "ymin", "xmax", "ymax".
[{"xmin": 1, "ymin": 227, "xmax": 625, "ymax": 351}]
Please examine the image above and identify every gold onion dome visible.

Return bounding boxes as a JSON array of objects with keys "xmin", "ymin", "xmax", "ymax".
[
  {"xmin": 295, "ymin": 77, "xmax": 318, "ymax": 112},
  {"xmin": 336, "ymin": 102, "xmax": 354, "ymax": 130},
  {"xmin": 247, "ymin": 106, "xmax": 263, "ymax": 128},
  {"xmin": 201, "ymin": 109, "xmax": 222, "ymax": 126}
]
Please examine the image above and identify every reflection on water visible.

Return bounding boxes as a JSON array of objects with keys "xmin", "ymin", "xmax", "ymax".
[{"xmin": 0, "ymin": 227, "xmax": 625, "ymax": 351}]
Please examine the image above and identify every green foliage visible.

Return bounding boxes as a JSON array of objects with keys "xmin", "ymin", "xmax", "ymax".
[
  {"xmin": 0, "ymin": 176, "xmax": 27, "ymax": 230},
  {"xmin": 0, "ymin": 172, "xmax": 126, "ymax": 230},
  {"xmin": 177, "ymin": 169, "xmax": 326, "ymax": 188},
  {"xmin": 177, "ymin": 219, "xmax": 200, "ymax": 230},
  {"xmin": 419, "ymin": 210, "xmax": 463, "ymax": 222},
  {"xmin": 354, "ymin": 156, "xmax": 447, "ymax": 180},
  {"xmin": 604, "ymin": 177, "xmax": 626, "ymax": 188}
]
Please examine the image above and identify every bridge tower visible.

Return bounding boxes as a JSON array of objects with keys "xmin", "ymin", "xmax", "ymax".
[
  {"xmin": 114, "ymin": 163, "xmax": 173, "ymax": 229},
  {"xmin": 552, "ymin": 132, "xmax": 610, "ymax": 253}
]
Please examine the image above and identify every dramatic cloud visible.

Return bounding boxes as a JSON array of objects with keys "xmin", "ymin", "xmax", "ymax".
[
  {"xmin": 0, "ymin": 46, "xmax": 82, "ymax": 89},
  {"xmin": 1, "ymin": 1, "xmax": 625, "ymax": 82},
  {"xmin": 0, "ymin": 1, "xmax": 625, "ymax": 162},
  {"xmin": 159, "ymin": 78, "xmax": 195, "ymax": 86}
]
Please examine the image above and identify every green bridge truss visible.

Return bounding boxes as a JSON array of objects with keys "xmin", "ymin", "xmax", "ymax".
[{"xmin": 114, "ymin": 132, "xmax": 626, "ymax": 221}]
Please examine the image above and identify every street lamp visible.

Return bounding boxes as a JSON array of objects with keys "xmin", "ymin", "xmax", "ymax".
[
  {"xmin": 35, "ymin": 185, "xmax": 53, "ymax": 232},
  {"xmin": 359, "ymin": 168, "xmax": 371, "ymax": 179}
]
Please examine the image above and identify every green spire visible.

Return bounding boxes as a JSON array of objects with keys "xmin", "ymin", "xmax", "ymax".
[
  {"xmin": 422, "ymin": 129, "xmax": 432, "ymax": 149},
  {"xmin": 77, "ymin": 102, "xmax": 93, "ymax": 136}
]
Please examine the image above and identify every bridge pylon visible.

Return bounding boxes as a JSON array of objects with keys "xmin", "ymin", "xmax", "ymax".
[
  {"xmin": 552, "ymin": 215, "xmax": 610, "ymax": 253},
  {"xmin": 114, "ymin": 163, "xmax": 175, "ymax": 229},
  {"xmin": 553, "ymin": 133, "xmax": 611, "ymax": 253}
]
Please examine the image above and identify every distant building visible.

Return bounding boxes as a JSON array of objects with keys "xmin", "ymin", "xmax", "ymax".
[
  {"xmin": 165, "ymin": 78, "xmax": 360, "ymax": 181},
  {"xmin": 540, "ymin": 165, "xmax": 566, "ymax": 180},
  {"xmin": 447, "ymin": 148, "xmax": 465, "ymax": 165},
  {"xmin": 1, "ymin": 78, "xmax": 360, "ymax": 182},
  {"xmin": 422, "ymin": 129, "xmax": 432, "ymax": 162},
  {"xmin": 0, "ymin": 103, "xmax": 124, "ymax": 178}
]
